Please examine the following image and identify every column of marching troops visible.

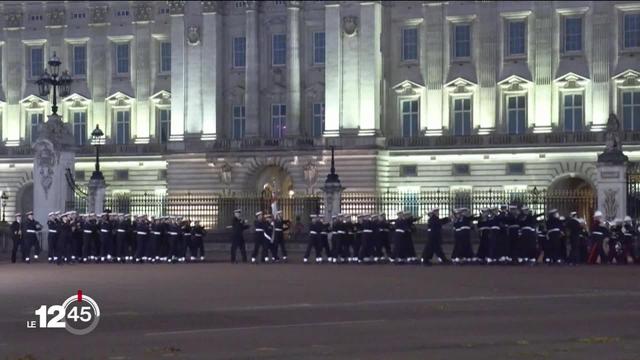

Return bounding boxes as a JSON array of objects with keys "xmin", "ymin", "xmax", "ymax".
[
  {"xmin": 230, "ymin": 206, "xmax": 638, "ymax": 265},
  {"xmin": 10, "ymin": 211, "xmax": 207, "ymax": 264},
  {"xmin": 9, "ymin": 205, "xmax": 639, "ymax": 266}
]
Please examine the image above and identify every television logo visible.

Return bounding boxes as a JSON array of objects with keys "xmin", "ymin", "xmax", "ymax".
[{"xmin": 26, "ymin": 290, "xmax": 101, "ymax": 335}]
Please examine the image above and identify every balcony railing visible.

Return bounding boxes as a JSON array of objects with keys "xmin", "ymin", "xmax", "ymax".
[{"xmin": 2, "ymin": 130, "xmax": 639, "ymax": 157}]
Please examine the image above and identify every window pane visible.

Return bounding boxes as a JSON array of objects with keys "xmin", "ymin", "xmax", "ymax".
[
  {"xmin": 454, "ymin": 99, "xmax": 461, "ymax": 111},
  {"xmin": 31, "ymin": 47, "xmax": 43, "ymax": 78},
  {"xmin": 463, "ymin": 98, "xmax": 470, "ymax": 110},
  {"xmin": 234, "ymin": 37, "xmax": 246, "ymax": 67},
  {"xmin": 402, "ymin": 28, "xmax": 418, "ymax": 61},
  {"xmin": 565, "ymin": 17, "xmax": 582, "ymax": 51},
  {"xmin": 624, "ymin": 14, "xmax": 640, "ymax": 48},
  {"xmin": 634, "ymin": 91, "xmax": 640, "ymax": 104},
  {"xmin": 624, "ymin": 107, "xmax": 632, "ymax": 130},
  {"xmin": 314, "ymin": 32, "xmax": 325, "ymax": 64},
  {"xmin": 509, "ymin": 21, "xmax": 525, "ymax": 55},
  {"xmin": 161, "ymin": 42, "xmax": 171, "ymax": 72},
  {"xmin": 116, "ymin": 44, "xmax": 129, "ymax": 74},
  {"xmin": 623, "ymin": 92, "xmax": 632, "ymax": 104},
  {"xmin": 74, "ymin": 46, "xmax": 87, "ymax": 76},
  {"xmin": 508, "ymin": 97, "xmax": 515, "ymax": 107},
  {"xmin": 454, "ymin": 25, "xmax": 470, "ymax": 58},
  {"xmin": 272, "ymin": 34, "xmax": 286, "ymax": 65}
]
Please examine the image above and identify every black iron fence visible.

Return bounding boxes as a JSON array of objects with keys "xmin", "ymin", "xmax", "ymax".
[{"xmin": 66, "ymin": 188, "xmax": 595, "ymax": 230}]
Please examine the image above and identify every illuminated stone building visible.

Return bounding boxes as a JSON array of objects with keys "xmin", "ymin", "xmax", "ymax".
[{"xmin": 0, "ymin": 1, "xmax": 639, "ymax": 216}]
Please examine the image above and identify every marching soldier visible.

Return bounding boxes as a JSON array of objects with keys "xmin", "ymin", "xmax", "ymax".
[
  {"xmin": 272, "ymin": 211, "xmax": 289, "ymax": 261},
  {"xmin": 99, "ymin": 213, "xmax": 114, "ymax": 262},
  {"xmin": 330, "ymin": 215, "xmax": 341, "ymax": 263},
  {"xmin": 318, "ymin": 215, "xmax": 332, "ymax": 262},
  {"xmin": 518, "ymin": 207, "xmax": 538, "ymax": 264},
  {"xmin": 10, "ymin": 213, "xmax": 22, "ymax": 263},
  {"xmin": 22, "ymin": 211, "xmax": 42, "ymax": 263},
  {"xmin": 230, "ymin": 209, "xmax": 249, "ymax": 263},
  {"xmin": 345, "ymin": 215, "xmax": 358, "ymax": 262},
  {"xmin": 193, "ymin": 220, "xmax": 206, "ymax": 261},
  {"xmin": 304, "ymin": 214, "xmax": 321, "ymax": 263},
  {"xmin": 566, "ymin": 211, "xmax": 584, "ymax": 264},
  {"xmin": 134, "ymin": 215, "xmax": 150, "ymax": 263},
  {"xmin": 81, "ymin": 214, "xmax": 96, "ymax": 262},
  {"xmin": 405, "ymin": 212, "xmax": 420, "ymax": 263},
  {"xmin": 359, "ymin": 214, "xmax": 376, "ymax": 263},
  {"xmin": 116, "ymin": 214, "xmax": 131, "ymax": 262},
  {"xmin": 182, "ymin": 218, "xmax": 193, "ymax": 261},
  {"xmin": 149, "ymin": 217, "xmax": 164, "ymax": 263},
  {"xmin": 451, "ymin": 208, "xmax": 473, "ymax": 264},
  {"xmin": 251, "ymin": 211, "xmax": 269, "ymax": 263},
  {"xmin": 622, "ymin": 216, "xmax": 637, "ymax": 263},
  {"xmin": 47, "ymin": 212, "xmax": 59, "ymax": 263},
  {"xmin": 476, "ymin": 209, "xmax": 491, "ymax": 262},
  {"xmin": 392, "ymin": 211, "xmax": 407, "ymax": 263},
  {"xmin": 506, "ymin": 205, "xmax": 520, "ymax": 262},
  {"xmin": 422, "ymin": 208, "xmax": 450, "ymax": 265},
  {"xmin": 545, "ymin": 209, "xmax": 564, "ymax": 264},
  {"xmin": 167, "ymin": 217, "xmax": 181, "ymax": 263},
  {"xmin": 58, "ymin": 213, "xmax": 73, "ymax": 264},
  {"xmin": 376, "ymin": 213, "xmax": 392, "ymax": 262}
]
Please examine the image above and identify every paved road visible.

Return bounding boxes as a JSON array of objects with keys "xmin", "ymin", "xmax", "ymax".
[{"xmin": 1, "ymin": 258, "xmax": 639, "ymax": 360}]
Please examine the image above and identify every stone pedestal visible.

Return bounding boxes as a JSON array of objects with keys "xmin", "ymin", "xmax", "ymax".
[
  {"xmin": 87, "ymin": 177, "xmax": 106, "ymax": 215},
  {"xmin": 597, "ymin": 157, "xmax": 628, "ymax": 221},
  {"xmin": 320, "ymin": 147, "xmax": 344, "ymax": 223},
  {"xmin": 32, "ymin": 114, "xmax": 75, "ymax": 250}
]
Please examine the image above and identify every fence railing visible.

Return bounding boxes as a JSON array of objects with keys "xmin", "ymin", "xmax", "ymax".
[{"xmin": 66, "ymin": 188, "xmax": 595, "ymax": 230}]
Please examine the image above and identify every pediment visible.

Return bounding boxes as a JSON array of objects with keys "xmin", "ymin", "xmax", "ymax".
[
  {"xmin": 498, "ymin": 75, "xmax": 532, "ymax": 92},
  {"xmin": 106, "ymin": 91, "xmax": 134, "ymax": 106},
  {"xmin": 444, "ymin": 77, "xmax": 477, "ymax": 93},
  {"xmin": 613, "ymin": 69, "xmax": 640, "ymax": 88},
  {"xmin": 19, "ymin": 94, "xmax": 47, "ymax": 108},
  {"xmin": 150, "ymin": 90, "xmax": 171, "ymax": 105},
  {"xmin": 554, "ymin": 72, "xmax": 590, "ymax": 90},
  {"xmin": 62, "ymin": 93, "xmax": 91, "ymax": 108},
  {"xmin": 392, "ymin": 80, "xmax": 425, "ymax": 96}
]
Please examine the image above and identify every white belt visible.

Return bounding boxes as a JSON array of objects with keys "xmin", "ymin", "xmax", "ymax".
[
  {"xmin": 395, "ymin": 229, "xmax": 405, "ymax": 233},
  {"xmin": 48, "ymin": 230, "xmax": 57, "ymax": 233},
  {"xmin": 255, "ymin": 229, "xmax": 264, "ymax": 232},
  {"xmin": 548, "ymin": 228, "xmax": 560, "ymax": 233},
  {"xmin": 455, "ymin": 226, "xmax": 471, "ymax": 232},
  {"xmin": 592, "ymin": 231, "xmax": 603, "ymax": 235},
  {"xmin": 195, "ymin": 234, "xmax": 203, "ymax": 237},
  {"xmin": 137, "ymin": 231, "xmax": 148, "ymax": 235},
  {"xmin": 478, "ymin": 227, "xmax": 489, "ymax": 231},
  {"xmin": 363, "ymin": 229, "xmax": 373, "ymax": 233},
  {"xmin": 491, "ymin": 226, "xmax": 501, "ymax": 230},
  {"xmin": 117, "ymin": 229, "xmax": 126, "ymax": 233},
  {"xmin": 309, "ymin": 231, "xmax": 318, "ymax": 234},
  {"xmin": 508, "ymin": 225, "xmax": 520, "ymax": 228},
  {"xmin": 168, "ymin": 232, "xmax": 178, "ymax": 235},
  {"xmin": 275, "ymin": 229, "xmax": 283, "ymax": 232},
  {"xmin": 184, "ymin": 233, "xmax": 191, "ymax": 236},
  {"xmin": 521, "ymin": 226, "xmax": 534, "ymax": 231},
  {"xmin": 152, "ymin": 231, "xmax": 161, "ymax": 235},
  {"xmin": 83, "ymin": 230, "xmax": 93, "ymax": 233},
  {"xmin": 337, "ymin": 231, "xmax": 346, "ymax": 234},
  {"xmin": 27, "ymin": 229, "xmax": 37, "ymax": 233},
  {"xmin": 320, "ymin": 232, "xmax": 327, "ymax": 235},
  {"xmin": 100, "ymin": 229, "xmax": 109, "ymax": 233}
]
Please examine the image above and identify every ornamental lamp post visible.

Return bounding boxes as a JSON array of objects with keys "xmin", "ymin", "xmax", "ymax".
[
  {"xmin": 36, "ymin": 52, "xmax": 72, "ymax": 116},
  {"xmin": 91, "ymin": 125, "xmax": 105, "ymax": 180}
]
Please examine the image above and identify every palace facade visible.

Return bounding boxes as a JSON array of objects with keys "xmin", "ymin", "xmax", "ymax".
[{"xmin": 0, "ymin": 1, "xmax": 639, "ymax": 216}]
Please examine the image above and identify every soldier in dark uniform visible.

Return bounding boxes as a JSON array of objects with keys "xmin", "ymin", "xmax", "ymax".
[
  {"xmin": 345, "ymin": 215, "xmax": 358, "ymax": 263},
  {"xmin": 149, "ymin": 216, "xmax": 164, "ymax": 263},
  {"xmin": 566, "ymin": 211, "xmax": 584, "ymax": 264},
  {"xmin": 192, "ymin": 220, "xmax": 206, "ymax": 261},
  {"xmin": 518, "ymin": 206, "xmax": 539, "ymax": 264},
  {"xmin": 318, "ymin": 215, "xmax": 331, "ymax": 262},
  {"xmin": 506, "ymin": 205, "xmax": 520, "ymax": 263},
  {"xmin": 376, "ymin": 213, "xmax": 392, "ymax": 262},
  {"xmin": 545, "ymin": 209, "xmax": 564, "ymax": 264},
  {"xmin": 392, "ymin": 211, "xmax": 407, "ymax": 263},
  {"xmin": 494, "ymin": 205, "xmax": 509, "ymax": 263},
  {"xmin": 47, "ymin": 212, "xmax": 59, "ymax": 263},
  {"xmin": 58, "ymin": 213, "xmax": 73, "ymax": 264},
  {"xmin": 608, "ymin": 219, "xmax": 626, "ymax": 264},
  {"xmin": 622, "ymin": 216, "xmax": 637, "ymax": 263},
  {"xmin": 82, "ymin": 214, "xmax": 96, "ymax": 262},
  {"xmin": 476, "ymin": 209, "xmax": 490, "ymax": 263},
  {"xmin": 99, "ymin": 213, "xmax": 114, "ymax": 262},
  {"xmin": 229, "ymin": 209, "xmax": 249, "ymax": 263},
  {"xmin": 134, "ymin": 215, "xmax": 150, "ymax": 263},
  {"xmin": 22, "ymin": 211, "xmax": 42, "ymax": 263},
  {"xmin": 588, "ymin": 211, "xmax": 609, "ymax": 264},
  {"xmin": 251, "ymin": 211, "xmax": 270, "ymax": 263},
  {"xmin": 405, "ymin": 212, "xmax": 420, "ymax": 263},
  {"xmin": 115, "ymin": 214, "xmax": 129, "ymax": 262},
  {"xmin": 330, "ymin": 215, "xmax": 341, "ymax": 263},
  {"xmin": 10, "ymin": 213, "xmax": 22, "ymax": 263},
  {"xmin": 272, "ymin": 211, "xmax": 289, "ymax": 261},
  {"xmin": 166, "ymin": 217, "xmax": 180, "ymax": 263},
  {"xmin": 71, "ymin": 212, "xmax": 83, "ymax": 262},
  {"xmin": 359, "ymin": 214, "xmax": 376, "ymax": 263},
  {"xmin": 422, "ymin": 208, "xmax": 450, "ymax": 265},
  {"xmin": 451, "ymin": 208, "xmax": 474, "ymax": 264},
  {"xmin": 304, "ymin": 214, "xmax": 321, "ymax": 263},
  {"xmin": 182, "ymin": 218, "xmax": 193, "ymax": 261}
]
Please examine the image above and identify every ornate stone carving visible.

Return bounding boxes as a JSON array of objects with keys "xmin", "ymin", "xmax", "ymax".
[
  {"xmin": 168, "ymin": 0, "xmax": 186, "ymax": 15},
  {"xmin": 220, "ymin": 162, "xmax": 233, "ymax": 188},
  {"xmin": 303, "ymin": 161, "xmax": 318, "ymax": 192},
  {"xmin": 133, "ymin": 3, "xmax": 153, "ymax": 22},
  {"xmin": 245, "ymin": 1, "xmax": 259, "ymax": 11},
  {"xmin": 90, "ymin": 6, "xmax": 109, "ymax": 24},
  {"xmin": 38, "ymin": 115, "xmax": 75, "ymax": 150},
  {"xmin": 186, "ymin": 25, "xmax": 200, "ymax": 46},
  {"xmin": 603, "ymin": 188, "xmax": 618, "ymax": 221},
  {"xmin": 598, "ymin": 114, "xmax": 629, "ymax": 163},
  {"xmin": 47, "ymin": 8, "xmax": 66, "ymax": 27},
  {"xmin": 201, "ymin": 1, "xmax": 220, "ymax": 13},
  {"xmin": 342, "ymin": 16, "xmax": 358, "ymax": 36},
  {"xmin": 32, "ymin": 115, "xmax": 74, "ymax": 200},
  {"xmin": 4, "ymin": 12, "xmax": 23, "ymax": 29},
  {"xmin": 286, "ymin": 1, "xmax": 301, "ymax": 8}
]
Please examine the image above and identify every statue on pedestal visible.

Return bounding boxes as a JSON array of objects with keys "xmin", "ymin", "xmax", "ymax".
[{"xmin": 598, "ymin": 114, "xmax": 628, "ymax": 164}]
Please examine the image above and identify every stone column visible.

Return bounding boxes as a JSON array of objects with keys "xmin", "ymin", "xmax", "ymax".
[
  {"xmin": 590, "ymin": 3, "xmax": 611, "ymax": 131},
  {"xmin": 596, "ymin": 115, "xmax": 628, "ymax": 221},
  {"xmin": 324, "ymin": 3, "xmax": 341, "ymax": 136},
  {"xmin": 532, "ymin": 2, "xmax": 553, "ymax": 133},
  {"xmin": 32, "ymin": 115, "xmax": 75, "ymax": 250},
  {"xmin": 185, "ymin": 24, "xmax": 203, "ymax": 135},
  {"xmin": 87, "ymin": 175, "xmax": 106, "ymax": 215},
  {"xmin": 245, "ymin": 1, "xmax": 260, "ymax": 136},
  {"xmin": 169, "ymin": 1, "xmax": 186, "ymax": 141},
  {"xmin": 89, "ymin": 5, "xmax": 109, "ymax": 136},
  {"xmin": 321, "ymin": 147, "xmax": 344, "ymax": 223},
  {"xmin": 358, "ymin": 1, "xmax": 382, "ymax": 135},
  {"xmin": 423, "ymin": 2, "xmax": 444, "ymax": 135},
  {"xmin": 201, "ymin": 1, "xmax": 220, "ymax": 141},
  {"xmin": 3, "ymin": 12, "xmax": 23, "ymax": 146},
  {"xmin": 133, "ymin": 3, "xmax": 153, "ymax": 144},
  {"xmin": 286, "ymin": 1, "xmax": 302, "ymax": 137},
  {"xmin": 476, "ymin": 2, "xmax": 497, "ymax": 133}
]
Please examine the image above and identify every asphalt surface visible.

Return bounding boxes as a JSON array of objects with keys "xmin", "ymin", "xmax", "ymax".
[{"xmin": 1, "ymin": 255, "xmax": 640, "ymax": 360}]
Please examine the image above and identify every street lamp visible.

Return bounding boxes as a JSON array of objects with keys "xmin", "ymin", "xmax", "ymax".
[
  {"xmin": 91, "ymin": 125, "xmax": 105, "ymax": 180},
  {"xmin": 36, "ymin": 51, "xmax": 72, "ymax": 115},
  {"xmin": 0, "ymin": 192, "xmax": 7, "ymax": 223}
]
